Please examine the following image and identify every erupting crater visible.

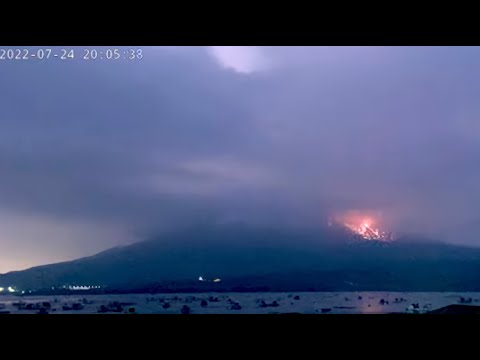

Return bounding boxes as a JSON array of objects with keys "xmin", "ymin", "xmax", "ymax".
[{"xmin": 328, "ymin": 210, "xmax": 394, "ymax": 242}]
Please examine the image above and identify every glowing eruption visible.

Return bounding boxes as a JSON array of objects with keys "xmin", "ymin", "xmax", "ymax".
[{"xmin": 330, "ymin": 210, "xmax": 393, "ymax": 242}]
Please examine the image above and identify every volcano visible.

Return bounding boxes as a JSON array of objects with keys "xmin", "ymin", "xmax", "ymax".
[{"xmin": 1, "ymin": 224, "xmax": 480, "ymax": 292}]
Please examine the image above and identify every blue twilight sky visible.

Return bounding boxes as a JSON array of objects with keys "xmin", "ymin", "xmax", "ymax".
[{"xmin": 1, "ymin": 46, "xmax": 480, "ymax": 272}]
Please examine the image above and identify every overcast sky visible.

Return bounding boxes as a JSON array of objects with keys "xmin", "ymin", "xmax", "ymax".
[{"xmin": 1, "ymin": 46, "xmax": 480, "ymax": 273}]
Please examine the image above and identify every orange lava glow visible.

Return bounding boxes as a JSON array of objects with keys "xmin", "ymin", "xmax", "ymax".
[{"xmin": 329, "ymin": 210, "xmax": 393, "ymax": 241}]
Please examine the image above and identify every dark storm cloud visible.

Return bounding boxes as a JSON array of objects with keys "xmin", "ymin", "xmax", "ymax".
[
  {"xmin": 0, "ymin": 47, "xmax": 259, "ymax": 223},
  {"xmin": 243, "ymin": 46, "xmax": 480, "ymax": 240},
  {"xmin": 2, "ymin": 46, "xmax": 480, "ymax": 272},
  {"xmin": 0, "ymin": 47, "xmax": 267, "ymax": 271}
]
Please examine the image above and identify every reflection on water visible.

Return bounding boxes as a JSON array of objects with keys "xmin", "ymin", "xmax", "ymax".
[{"xmin": 0, "ymin": 291, "xmax": 478, "ymax": 314}]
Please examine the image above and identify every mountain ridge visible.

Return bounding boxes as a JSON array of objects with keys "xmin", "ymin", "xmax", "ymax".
[{"xmin": 2, "ymin": 225, "xmax": 480, "ymax": 292}]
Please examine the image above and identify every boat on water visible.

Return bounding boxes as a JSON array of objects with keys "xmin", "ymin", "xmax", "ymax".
[{"xmin": 198, "ymin": 276, "xmax": 222, "ymax": 283}]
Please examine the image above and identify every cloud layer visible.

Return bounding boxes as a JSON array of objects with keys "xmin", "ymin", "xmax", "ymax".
[{"xmin": 1, "ymin": 46, "xmax": 480, "ymax": 272}]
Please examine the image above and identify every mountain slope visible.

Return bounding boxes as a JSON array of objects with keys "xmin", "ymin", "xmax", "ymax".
[{"xmin": 2, "ymin": 225, "xmax": 480, "ymax": 291}]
